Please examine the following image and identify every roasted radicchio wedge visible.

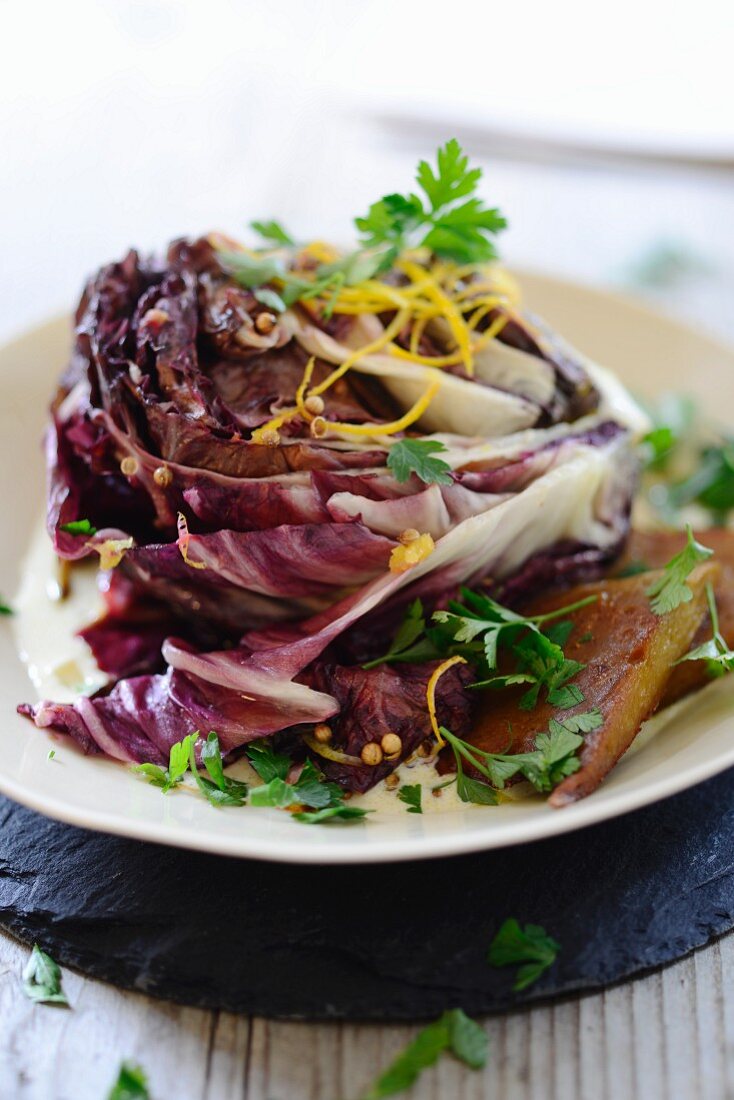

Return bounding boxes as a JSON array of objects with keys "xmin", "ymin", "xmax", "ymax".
[{"xmin": 20, "ymin": 145, "xmax": 648, "ymax": 800}]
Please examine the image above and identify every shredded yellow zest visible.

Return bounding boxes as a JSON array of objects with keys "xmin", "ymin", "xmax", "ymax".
[
  {"xmin": 295, "ymin": 355, "xmax": 317, "ymax": 419},
  {"xmin": 389, "ymin": 532, "xmax": 435, "ymax": 574},
  {"xmin": 426, "ymin": 655, "xmax": 468, "ymax": 748},
  {"xmin": 397, "ymin": 259, "xmax": 474, "ymax": 374},
  {"xmin": 219, "ymin": 235, "xmax": 522, "ymax": 437},
  {"xmin": 320, "ymin": 380, "xmax": 440, "ymax": 441},
  {"xmin": 308, "ymin": 308, "xmax": 411, "ymax": 400},
  {"xmin": 176, "ymin": 512, "xmax": 207, "ymax": 570},
  {"xmin": 87, "ymin": 537, "xmax": 134, "ymax": 572}
]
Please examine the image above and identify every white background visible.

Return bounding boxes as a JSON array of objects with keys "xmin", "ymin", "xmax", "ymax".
[{"xmin": 2, "ymin": 0, "xmax": 734, "ymax": 338}]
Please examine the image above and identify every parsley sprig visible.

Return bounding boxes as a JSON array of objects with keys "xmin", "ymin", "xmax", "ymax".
[
  {"xmin": 646, "ymin": 524, "xmax": 713, "ymax": 615},
  {"xmin": 366, "ymin": 587, "xmax": 596, "ymax": 712},
  {"xmin": 441, "ymin": 709, "xmax": 602, "ymax": 802},
  {"xmin": 359, "ymin": 1008, "xmax": 487, "ymax": 1099},
  {"xmin": 488, "ymin": 919, "xmax": 560, "ymax": 991},
  {"xmin": 386, "ymin": 438, "xmax": 453, "ymax": 486},
  {"xmin": 676, "ymin": 580, "xmax": 734, "ymax": 676},
  {"xmin": 356, "ymin": 139, "xmax": 507, "ymax": 270}
]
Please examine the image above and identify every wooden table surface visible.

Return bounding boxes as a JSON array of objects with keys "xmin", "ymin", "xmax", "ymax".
[{"xmin": 2, "ymin": 924, "xmax": 734, "ymax": 1099}]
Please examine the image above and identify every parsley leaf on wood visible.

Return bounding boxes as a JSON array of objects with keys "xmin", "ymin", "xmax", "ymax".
[
  {"xmin": 488, "ymin": 919, "xmax": 560, "ymax": 991},
  {"xmin": 397, "ymin": 784, "xmax": 423, "ymax": 814},
  {"xmin": 386, "ymin": 438, "xmax": 453, "ymax": 486},
  {"xmin": 646, "ymin": 524, "xmax": 713, "ymax": 614},
  {"xmin": 22, "ymin": 944, "xmax": 69, "ymax": 1006},
  {"xmin": 59, "ymin": 518, "xmax": 97, "ymax": 536},
  {"xmin": 250, "ymin": 219, "xmax": 294, "ymax": 246},
  {"xmin": 107, "ymin": 1063, "xmax": 150, "ymax": 1100},
  {"xmin": 360, "ymin": 1008, "xmax": 487, "ymax": 1098}
]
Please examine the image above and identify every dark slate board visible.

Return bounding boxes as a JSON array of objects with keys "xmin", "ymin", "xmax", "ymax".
[{"xmin": 2, "ymin": 769, "xmax": 734, "ymax": 1021}]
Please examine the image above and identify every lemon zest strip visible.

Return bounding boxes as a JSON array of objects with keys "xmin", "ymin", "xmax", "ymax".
[{"xmin": 426, "ymin": 656, "xmax": 468, "ymax": 749}]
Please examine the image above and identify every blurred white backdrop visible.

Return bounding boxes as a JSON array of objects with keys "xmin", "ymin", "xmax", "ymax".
[{"xmin": 2, "ymin": 0, "xmax": 733, "ymax": 342}]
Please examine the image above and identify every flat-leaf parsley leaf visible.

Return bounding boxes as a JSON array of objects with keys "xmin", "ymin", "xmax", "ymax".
[
  {"xmin": 387, "ymin": 439, "xmax": 453, "ymax": 486},
  {"xmin": 646, "ymin": 524, "xmax": 713, "ymax": 615},
  {"xmin": 22, "ymin": 944, "xmax": 69, "ymax": 1006}
]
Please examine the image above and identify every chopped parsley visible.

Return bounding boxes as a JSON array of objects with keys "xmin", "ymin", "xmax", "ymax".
[
  {"xmin": 247, "ymin": 743, "xmax": 371, "ymax": 825},
  {"xmin": 47, "ymin": 749, "xmax": 56, "ymax": 761},
  {"xmin": 132, "ymin": 732, "xmax": 198, "ymax": 793},
  {"xmin": 189, "ymin": 733, "xmax": 249, "ymax": 806},
  {"xmin": 107, "ymin": 1063, "xmax": 150, "ymax": 1100},
  {"xmin": 488, "ymin": 919, "xmax": 560, "ymax": 991},
  {"xmin": 397, "ymin": 784, "xmax": 423, "ymax": 814},
  {"xmin": 646, "ymin": 524, "xmax": 713, "ymax": 615},
  {"xmin": 59, "ymin": 518, "xmax": 97, "ymax": 536},
  {"xmin": 360, "ymin": 1008, "xmax": 487, "ymax": 1098},
  {"xmin": 22, "ymin": 944, "xmax": 69, "ymax": 1006},
  {"xmin": 356, "ymin": 138, "xmax": 507, "ymax": 270},
  {"xmin": 386, "ymin": 438, "xmax": 453, "ymax": 486},
  {"xmin": 676, "ymin": 581, "xmax": 734, "ymax": 676}
]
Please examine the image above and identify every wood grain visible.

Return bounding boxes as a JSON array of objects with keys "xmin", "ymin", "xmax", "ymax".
[{"xmin": 2, "ymin": 927, "xmax": 733, "ymax": 1100}]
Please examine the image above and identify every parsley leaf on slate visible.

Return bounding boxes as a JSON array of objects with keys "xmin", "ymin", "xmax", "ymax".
[
  {"xmin": 59, "ymin": 518, "xmax": 97, "ymax": 536},
  {"xmin": 250, "ymin": 219, "xmax": 294, "ymax": 246},
  {"xmin": 360, "ymin": 1008, "xmax": 487, "ymax": 1098},
  {"xmin": 488, "ymin": 919, "xmax": 560, "ymax": 991},
  {"xmin": 386, "ymin": 438, "xmax": 453, "ymax": 486},
  {"xmin": 107, "ymin": 1062, "xmax": 150, "ymax": 1100},
  {"xmin": 22, "ymin": 944, "xmax": 69, "ymax": 1006},
  {"xmin": 356, "ymin": 138, "xmax": 507, "ymax": 269},
  {"xmin": 676, "ymin": 580, "xmax": 734, "ymax": 676},
  {"xmin": 646, "ymin": 524, "xmax": 713, "ymax": 615},
  {"xmin": 362, "ymin": 599, "xmax": 440, "ymax": 670},
  {"xmin": 397, "ymin": 784, "xmax": 423, "ymax": 814}
]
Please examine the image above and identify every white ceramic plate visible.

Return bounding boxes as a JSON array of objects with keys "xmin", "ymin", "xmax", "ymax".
[{"xmin": 3, "ymin": 272, "xmax": 734, "ymax": 864}]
